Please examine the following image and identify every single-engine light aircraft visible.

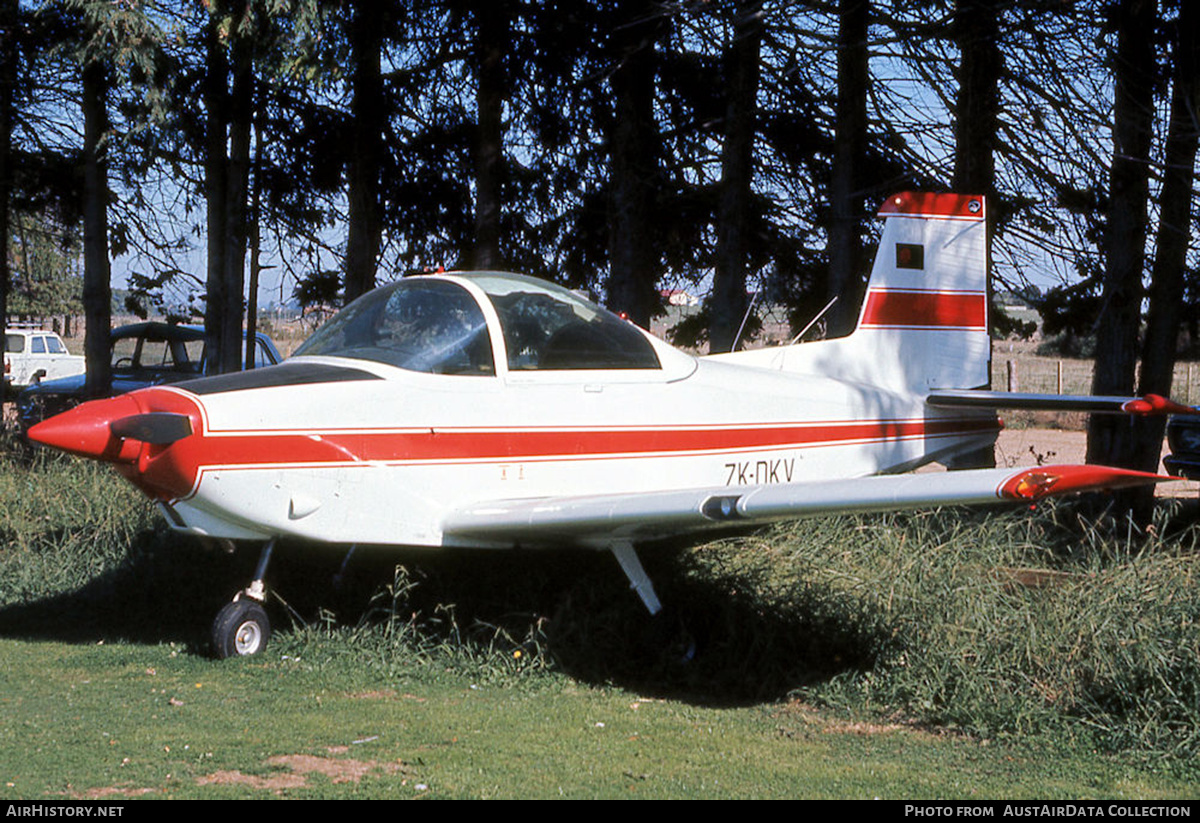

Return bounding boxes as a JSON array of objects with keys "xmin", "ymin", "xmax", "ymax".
[{"xmin": 29, "ymin": 193, "xmax": 1185, "ymax": 658}]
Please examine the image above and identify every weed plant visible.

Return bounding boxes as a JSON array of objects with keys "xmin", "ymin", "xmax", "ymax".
[{"xmin": 3, "ymin": 431, "xmax": 1199, "ymax": 762}]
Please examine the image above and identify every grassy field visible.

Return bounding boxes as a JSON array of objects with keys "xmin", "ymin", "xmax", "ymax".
[
  {"xmin": 1, "ymin": 639, "xmax": 1194, "ymax": 800},
  {"xmin": 1, "ymin": 440, "xmax": 1200, "ymax": 799}
]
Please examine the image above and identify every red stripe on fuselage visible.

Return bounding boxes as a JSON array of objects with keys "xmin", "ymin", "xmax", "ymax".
[
  {"xmin": 861, "ymin": 290, "xmax": 987, "ymax": 329},
  {"xmin": 126, "ymin": 387, "xmax": 999, "ymax": 500}
]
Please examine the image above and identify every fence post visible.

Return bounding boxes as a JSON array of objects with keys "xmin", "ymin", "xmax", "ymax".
[
  {"xmin": 1007, "ymin": 359, "xmax": 1017, "ymax": 393},
  {"xmin": 1056, "ymin": 360, "xmax": 1063, "ymax": 394}
]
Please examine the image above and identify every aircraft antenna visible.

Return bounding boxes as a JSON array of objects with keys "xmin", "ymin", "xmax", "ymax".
[
  {"xmin": 731, "ymin": 290, "xmax": 760, "ymax": 351},
  {"xmin": 787, "ymin": 296, "xmax": 838, "ymax": 346}
]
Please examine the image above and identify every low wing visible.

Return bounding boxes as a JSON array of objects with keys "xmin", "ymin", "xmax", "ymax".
[
  {"xmin": 442, "ymin": 464, "xmax": 1170, "ymax": 548},
  {"xmin": 927, "ymin": 389, "xmax": 1196, "ymax": 416}
]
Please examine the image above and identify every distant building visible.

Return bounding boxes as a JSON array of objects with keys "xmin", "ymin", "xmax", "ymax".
[{"xmin": 660, "ymin": 289, "xmax": 699, "ymax": 307}]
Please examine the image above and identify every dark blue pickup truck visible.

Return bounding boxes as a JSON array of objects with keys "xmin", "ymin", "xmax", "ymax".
[{"xmin": 17, "ymin": 322, "xmax": 281, "ymax": 431}]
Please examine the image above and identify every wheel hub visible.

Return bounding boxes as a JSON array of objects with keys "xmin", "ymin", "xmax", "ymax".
[{"xmin": 235, "ymin": 620, "xmax": 262, "ymax": 655}]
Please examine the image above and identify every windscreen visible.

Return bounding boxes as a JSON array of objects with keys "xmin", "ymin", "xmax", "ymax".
[{"xmin": 293, "ymin": 279, "xmax": 495, "ymax": 376}]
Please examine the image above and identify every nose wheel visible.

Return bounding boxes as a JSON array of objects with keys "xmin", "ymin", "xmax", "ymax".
[
  {"xmin": 211, "ymin": 538, "xmax": 275, "ymax": 659},
  {"xmin": 212, "ymin": 599, "xmax": 271, "ymax": 658}
]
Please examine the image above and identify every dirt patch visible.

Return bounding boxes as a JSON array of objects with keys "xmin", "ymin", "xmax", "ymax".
[
  {"xmin": 996, "ymin": 428, "xmax": 1088, "ymax": 468},
  {"xmin": 197, "ymin": 769, "xmax": 308, "ymax": 792},
  {"xmin": 267, "ymin": 753, "xmax": 407, "ymax": 782},
  {"xmin": 1000, "ymin": 429, "xmax": 1197, "ymax": 498},
  {"xmin": 772, "ymin": 699, "xmax": 934, "ymax": 739},
  {"xmin": 74, "ymin": 786, "xmax": 157, "ymax": 799},
  {"xmin": 197, "ymin": 753, "xmax": 411, "ymax": 794}
]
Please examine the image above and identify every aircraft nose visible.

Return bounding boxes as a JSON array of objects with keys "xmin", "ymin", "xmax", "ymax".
[
  {"xmin": 29, "ymin": 394, "xmax": 143, "ymax": 461},
  {"xmin": 27, "ymin": 394, "xmax": 177, "ymax": 463}
]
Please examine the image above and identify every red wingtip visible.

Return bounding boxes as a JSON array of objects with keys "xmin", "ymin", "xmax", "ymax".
[
  {"xmin": 1144, "ymin": 394, "xmax": 1196, "ymax": 416},
  {"xmin": 27, "ymin": 394, "xmax": 144, "ymax": 463},
  {"xmin": 1120, "ymin": 394, "xmax": 1196, "ymax": 415},
  {"xmin": 999, "ymin": 464, "xmax": 1174, "ymax": 501}
]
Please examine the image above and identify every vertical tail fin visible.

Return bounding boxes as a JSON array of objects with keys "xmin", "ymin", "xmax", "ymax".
[
  {"xmin": 852, "ymin": 192, "xmax": 990, "ymax": 390},
  {"xmin": 710, "ymin": 192, "xmax": 991, "ymax": 393}
]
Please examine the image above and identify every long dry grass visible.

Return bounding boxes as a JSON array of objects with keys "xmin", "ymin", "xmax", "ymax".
[{"xmin": 758, "ymin": 504, "xmax": 1200, "ymax": 758}]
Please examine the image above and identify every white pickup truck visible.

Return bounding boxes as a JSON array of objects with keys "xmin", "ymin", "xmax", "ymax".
[{"xmin": 4, "ymin": 326, "xmax": 86, "ymax": 397}]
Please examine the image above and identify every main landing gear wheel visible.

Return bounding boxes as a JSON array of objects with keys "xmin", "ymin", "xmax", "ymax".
[
  {"xmin": 212, "ymin": 599, "xmax": 271, "ymax": 659},
  {"xmin": 211, "ymin": 538, "xmax": 277, "ymax": 659}
]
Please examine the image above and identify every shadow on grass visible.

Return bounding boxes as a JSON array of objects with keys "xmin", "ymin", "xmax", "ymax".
[
  {"xmin": 0, "ymin": 528, "xmax": 259, "ymax": 652},
  {"xmin": 0, "ymin": 526, "xmax": 891, "ymax": 705}
]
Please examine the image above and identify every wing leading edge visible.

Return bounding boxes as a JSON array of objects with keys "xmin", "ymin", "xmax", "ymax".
[{"xmin": 442, "ymin": 464, "xmax": 1170, "ymax": 548}]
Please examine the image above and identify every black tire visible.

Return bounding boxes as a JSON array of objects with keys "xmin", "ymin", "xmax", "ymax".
[
  {"xmin": 642, "ymin": 608, "xmax": 697, "ymax": 666},
  {"xmin": 211, "ymin": 600, "xmax": 271, "ymax": 659}
]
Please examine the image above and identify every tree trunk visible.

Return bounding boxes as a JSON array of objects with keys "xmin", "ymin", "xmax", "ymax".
[
  {"xmin": 0, "ymin": 0, "xmax": 16, "ymax": 332},
  {"xmin": 344, "ymin": 0, "xmax": 384, "ymax": 304},
  {"xmin": 204, "ymin": 10, "xmax": 230, "ymax": 373},
  {"xmin": 1129, "ymin": 1, "xmax": 1199, "ymax": 476},
  {"xmin": 710, "ymin": 0, "xmax": 763, "ymax": 353},
  {"xmin": 950, "ymin": 0, "xmax": 1001, "ymax": 469},
  {"xmin": 245, "ymin": 99, "xmax": 265, "ymax": 371},
  {"xmin": 81, "ymin": 59, "xmax": 111, "ymax": 399},
  {"xmin": 1086, "ymin": 0, "xmax": 1157, "ymax": 468},
  {"xmin": 203, "ymin": 3, "xmax": 252, "ymax": 375},
  {"xmin": 826, "ymin": 0, "xmax": 869, "ymax": 339},
  {"xmin": 220, "ymin": 28, "xmax": 253, "ymax": 375},
  {"xmin": 952, "ymin": 0, "xmax": 999, "ymax": 195},
  {"xmin": 606, "ymin": 0, "xmax": 663, "ymax": 329},
  {"xmin": 472, "ymin": 1, "xmax": 508, "ymax": 271}
]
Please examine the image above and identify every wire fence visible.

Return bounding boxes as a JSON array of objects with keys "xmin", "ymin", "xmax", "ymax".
[{"xmin": 993, "ymin": 357, "xmax": 1200, "ymax": 406}]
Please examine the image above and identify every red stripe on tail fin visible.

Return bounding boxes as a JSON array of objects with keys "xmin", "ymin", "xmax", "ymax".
[
  {"xmin": 861, "ymin": 290, "xmax": 987, "ymax": 329},
  {"xmin": 878, "ymin": 192, "xmax": 986, "ymax": 220}
]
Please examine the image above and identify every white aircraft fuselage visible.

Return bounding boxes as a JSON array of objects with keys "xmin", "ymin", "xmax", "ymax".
[{"xmin": 97, "ymin": 346, "xmax": 998, "ymax": 546}]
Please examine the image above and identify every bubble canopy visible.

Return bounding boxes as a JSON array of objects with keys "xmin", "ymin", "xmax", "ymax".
[{"xmin": 292, "ymin": 271, "xmax": 662, "ymax": 375}]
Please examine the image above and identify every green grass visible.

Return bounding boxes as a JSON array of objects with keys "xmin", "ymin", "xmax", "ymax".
[
  {"xmin": 2, "ymin": 638, "xmax": 1196, "ymax": 800},
  {"xmin": 2, "ymin": 437, "xmax": 1200, "ymax": 798}
]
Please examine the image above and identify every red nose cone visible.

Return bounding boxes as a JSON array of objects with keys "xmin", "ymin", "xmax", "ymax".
[{"xmin": 27, "ymin": 394, "xmax": 144, "ymax": 462}]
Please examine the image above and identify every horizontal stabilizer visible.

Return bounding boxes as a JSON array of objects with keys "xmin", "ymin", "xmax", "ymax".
[
  {"xmin": 442, "ymin": 464, "xmax": 1172, "ymax": 547},
  {"xmin": 927, "ymin": 389, "xmax": 1196, "ymax": 416}
]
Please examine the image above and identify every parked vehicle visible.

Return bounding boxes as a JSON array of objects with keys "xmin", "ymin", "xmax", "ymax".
[
  {"xmin": 16, "ymin": 322, "xmax": 281, "ymax": 430},
  {"xmin": 1164, "ymin": 413, "xmax": 1200, "ymax": 479},
  {"xmin": 4, "ymin": 325, "xmax": 86, "ymax": 398}
]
